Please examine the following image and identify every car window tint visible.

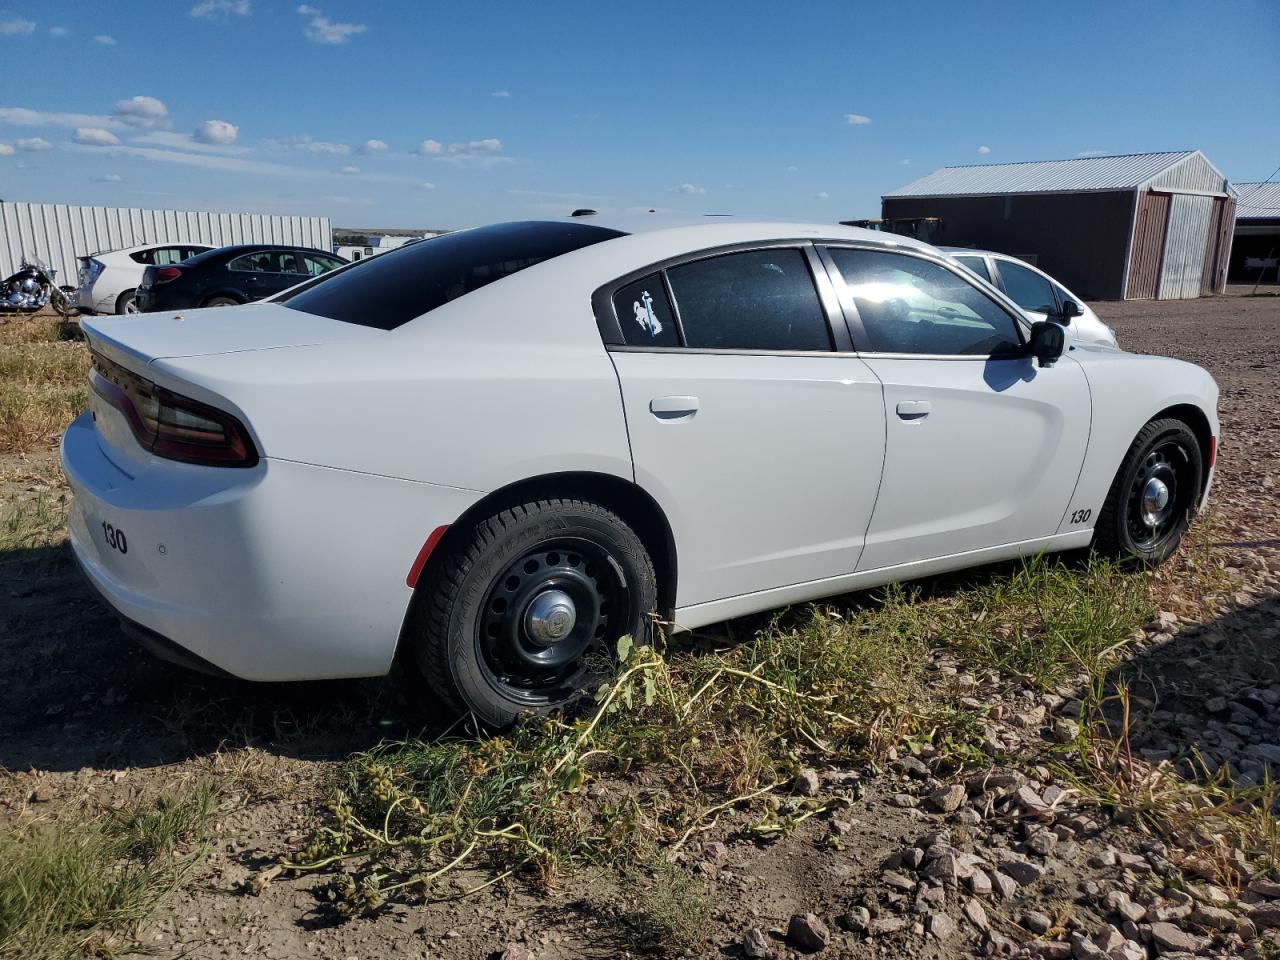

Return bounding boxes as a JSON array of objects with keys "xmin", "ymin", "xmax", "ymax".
[
  {"xmin": 281, "ymin": 221, "xmax": 626, "ymax": 330},
  {"xmin": 665, "ymin": 249, "xmax": 830, "ymax": 351},
  {"xmin": 613, "ymin": 274, "xmax": 680, "ymax": 347},
  {"xmin": 229, "ymin": 252, "xmax": 271, "ymax": 272},
  {"xmin": 1052, "ymin": 282, "xmax": 1076, "ymax": 308},
  {"xmin": 152, "ymin": 247, "xmax": 187, "ymax": 266},
  {"xmin": 956, "ymin": 256, "xmax": 992, "ymax": 283},
  {"xmin": 278, "ymin": 252, "xmax": 304, "ymax": 274},
  {"xmin": 828, "ymin": 248, "xmax": 1022, "ymax": 356},
  {"xmin": 129, "ymin": 250, "xmax": 153, "ymax": 265},
  {"xmin": 997, "ymin": 259, "xmax": 1057, "ymax": 314}
]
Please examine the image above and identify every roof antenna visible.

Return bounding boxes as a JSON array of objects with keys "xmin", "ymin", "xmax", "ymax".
[{"xmin": 570, "ymin": 208, "xmax": 597, "ymax": 217}]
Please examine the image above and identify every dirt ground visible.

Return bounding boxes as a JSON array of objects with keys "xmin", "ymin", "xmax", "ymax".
[{"xmin": 1, "ymin": 294, "xmax": 1278, "ymax": 959}]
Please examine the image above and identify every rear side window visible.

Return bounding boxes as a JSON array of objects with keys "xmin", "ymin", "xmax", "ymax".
[
  {"xmin": 997, "ymin": 259, "xmax": 1057, "ymax": 314},
  {"xmin": 613, "ymin": 274, "xmax": 680, "ymax": 347},
  {"xmin": 666, "ymin": 249, "xmax": 830, "ymax": 351},
  {"xmin": 956, "ymin": 256, "xmax": 992, "ymax": 283},
  {"xmin": 282, "ymin": 221, "xmax": 626, "ymax": 330}
]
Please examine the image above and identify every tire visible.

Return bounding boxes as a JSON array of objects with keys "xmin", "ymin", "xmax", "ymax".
[
  {"xmin": 410, "ymin": 498, "xmax": 658, "ymax": 727},
  {"xmin": 1093, "ymin": 418, "xmax": 1203, "ymax": 566},
  {"xmin": 204, "ymin": 295, "xmax": 242, "ymax": 308},
  {"xmin": 116, "ymin": 289, "xmax": 138, "ymax": 314},
  {"xmin": 51, "ymin": 286, "xmax": 79, "ymax": 318}
]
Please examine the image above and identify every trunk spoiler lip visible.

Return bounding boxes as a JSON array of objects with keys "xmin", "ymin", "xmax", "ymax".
[{"xmin": 79, "ymin": 312, "xmax": 328, "ymax": 366}]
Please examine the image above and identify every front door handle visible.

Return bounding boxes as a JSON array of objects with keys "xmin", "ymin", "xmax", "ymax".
[
  {"xmin": 650, "ymin": 395, "xmax": 699, "ymax": 420},
  {"xmin": 896, "ymin": 400, "xmax": 931, "ymax": 421}
]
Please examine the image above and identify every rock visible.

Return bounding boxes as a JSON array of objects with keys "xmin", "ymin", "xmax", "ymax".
[
  {"xmin": 702, "ymin": 841, "xmax": 730, "ymax": 866},
  {"xmin": 888, "ymin": 793, "xmax": 918, "ymax": 808},
  {"xmin": 1024, "ymin": 911, "xmax": 1053, "ymax": 935},
  {"xmin": 992, "ymin": 871, "xmax": 1018, "ymax": 900},
  {"xmin": 30, "ymin": 783, "xmax": 55, "ymax": 803},
  {"xmin": 1246, "ymin": 744, "xmax": 1280, "ymax": 765},
  {"xmin": 1027, "ymin": 940, "xmax": 1072, "ymax": 959},
  {"xmin": 1027, "ymin": 831, "xmax": 1058, "ymax": 857},
  {"xmin": 1148, "ymin": 921, "xmax": 1205, "ymax": 953},
  {"xmin": 928, "ymin": 784, "xmax": 966, "ymax": 813},
  {"xmin": 893, "ymin": 756, "xmax": 931, "ymax": 778},
  {"xmin": 1111, "ymin": 941, "xmax": 1145, "ymax": 960},
  {"xmin": 499, "ymin": 946, "xmax": 536, "ymax": 960},
  {"xmin": 882, "ymin": 870, "xmax": 916, "ymax": 892},
  {"xmin": 1092, "ymin": 925, "xmax": 1125, "ymax": 952},
  {"xmin": 963, "ymin": 898, "xmax": 989, "ymax": 931},
  {"xmin": 922, "ymin": 852, "xmax": 961, "ymax": 886},
  {"xmin": 787, "ymin": 913, "xmax": 830, "ymax": 952},
  {"xmin": 868, "ymin": 916, "xmax": 907, "ymax": 936},
  {"xmin": 968, "ymin": 870, "xmax": 993, "ymax": 897},
  {"xmin": 1069, "ymin": 932, "xmax": 1107, "ymax": 960},
  {"xmin": 901, "ymin": 847, "xmax": 925, "ymax": 870},
  {"xmin": 927, "ymin": 913, "xmax": 956, "ymax": 941},
  {"xmin": 1248, "ymin": 878, "xmax": 1280, "ymax": 899},
  {"xmin": 793, "ymin": 769, "xmax": 821, "ymax": 796},
  {"xmin": 1190, "ymin": 904, "xmax": 1238, "ymax": 932},
  {"xmin": 994, "ymin": 854, "xmax": 1044, "ymax": 887},
  {"xmin": 1049, "ymin": 719, "xmax": 1079, "ymax": 743},
  {"xmin": 1250, "ymin": 903, "xmax": 1280, "ymax": 929},
  {"xmin": 742, "ymin": 928, "xmax": 773, "ymax": 959},
  {"xmin": 842, "ymin": 907, "xmax": 870, "ymax": 934},
  {"xmin": 957, "ymin": 807, "xmax": 983, "ymax": 826},
  {"xmin": 1104, "ymin": 891, "xmax": 1147, "ymax": 924}
]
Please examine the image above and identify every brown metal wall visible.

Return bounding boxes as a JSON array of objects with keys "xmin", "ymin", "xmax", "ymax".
[
  {"xmin": 1125, "ymin": 190, "xmax": 1170, "ymax": 300},
  {"xmin": 881, "ymin": 191, "xmax": 1135, "ymax": 299},
  {"xmin": 1201, "ymin": 197, "xmax": 1235, "ymax": 294}
]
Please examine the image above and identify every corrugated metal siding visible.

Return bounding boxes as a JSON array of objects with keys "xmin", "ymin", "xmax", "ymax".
[
  {"xmin": 884, "ymin": 151, "xmax": 1194, "ymax": 198},
  {"xmin": 1158, "ymin": 194, "xmax": 1214, "ymax": 299},
  {"xmin": 1126, "ymin": 191, "xmax": 1171, "ymax": 300},
  {"xmin": 0, "ymin": 202, "xmax": 332, "ymax": 285},
  {"xmin": 1201, "ymin": 197, "xmax": 1235, "ymax": 294},
  {"xmin": 1147, "ymin": 152, "xmax": 1230, "ymax": 196},
  {"xmin": 1233, "ymin": 182, "xmax": 1280, "ymax": 220}
]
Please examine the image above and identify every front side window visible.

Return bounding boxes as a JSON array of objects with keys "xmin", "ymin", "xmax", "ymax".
[
  {"xmin": 283, "ymin": 221, "xmax": 626, "ymax": 330},
  {"xmin": 997, "ymin": 259, "xmax": 1057, "ymax": 314},
  {"xmin": 302, "ymin": 253, "xmax": 343, "ymax": 277},
  {"xmin": 956, "ymin": 256, "xmax": 992, "ymax": 283},
  {"xmin": 828, "ymin": 248, "xmax": 1022, "ymax": 356},
  {"xmin": 613, "ymin": 274, "xmax": 680, "ymax": 347},
  {"xmin": 665, "ymin": 249, "xmax": 830, "ymax": 351}
]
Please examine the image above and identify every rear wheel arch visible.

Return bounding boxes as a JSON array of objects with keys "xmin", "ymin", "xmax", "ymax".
[{"xmin": 416, "ymin": 472, "xmax": 677, "ymax": 621}]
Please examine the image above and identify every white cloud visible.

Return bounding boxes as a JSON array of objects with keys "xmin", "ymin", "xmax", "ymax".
[
  {"xmin": 132, "ymin": 129, "xmax": 246, "ymax": 154},
  {"xmin": 844, "ymin": 113, "xmax": 871, "ymax": 125},
  {"xmin": 447, "ymin": 138, "xmax": 501, "ymax": 155},
  {"xmin": 978, "ymin": 145, "xmax": 991, "ymax": 154},
  {"xmin": 114, "ymin": 95, "xmax": 169, "ymax": 128},
  {"xmin": 340, "ymin": 164, "xmax": 359, "ymax": 174},
  {"xmin": 491, "ymin": 90, "xmax": 511, "ymax": 98},
  {"xmin": 92, "ymin": 173, "xmax": 123, "ymax": 182},
  {"xmin": 93, "ymin": 34, "xmax": 116, "ymax": 45},
  {"xmin": 17, "ymin": 136, "xmax": 51, "ymax": 150},
  {"xmin": 297, "ymin": 4, "xmax": 366, "ymax": 43},
  {"xmin": 0, "ymin": 16, "xmax": 35, "ymax": 35},
  {"xmin": 785, "ymin": 165, "xmax": 798, "ymax": 173},
  {"xmin": 415, "ymin": 138, "xmax": 443, "ymax": 155},
  {"xmin": 283, "ymin": 134, "xmax": 349, "ymax": 155},
  {"xmin": 901, "ymin": 159, "xmax": 911, "ymax": 165},
  {"xmin": 49, "ymin": 25, "xmax": 67, "ymax": 37},
  {"xmin": 358, "ymin": 138, "xmax": 387, "ymax": 153},
  {"xmin": 415, "ymin": 137, "xmax": 509, "ymax": 165},
  {"xmin": 816, "ymin": 191, "xmax": 830, "ymax": 199},
  {"xmin": 190, "ymin": 0, "xmax": 250, "ymax": 18},
  {"xmin": 73, "ymin": 127, "xmax": 120, "ymax": 146},
  {"xmin": 672, "ymin": 183, "xmax": 706, "ymax": 195},
  {"xmin": 0, "ymin": 106, "xmax": 116, "ymax": 128},
  {"xmin": 0, "ymin": 143, "xmax": 14, "ymax": 156},
  {"xmin": 193, "ymin": 119, "xmax": 238, "ymax": 144},
  {"xmin": 414, "ymin": 181, "xmax": 435, "ymax": 190}
]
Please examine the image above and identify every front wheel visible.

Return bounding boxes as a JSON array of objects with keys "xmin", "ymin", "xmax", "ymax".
[
  {"xmin": 1093, "ymin": 419, "xmax": 1203, "ymax": 565},
  {"xmin": 410, "ymin": 499, "xmax": 658, "ymax": 727},
  {"xmin": 204, "ymin": 296, "xmax": 242, "ymax": 308}
]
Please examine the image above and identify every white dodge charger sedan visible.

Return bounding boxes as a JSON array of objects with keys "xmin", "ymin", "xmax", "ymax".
[{"xmin": 62, "ymin": 216, "xmax": 1218, "ymax": 725}]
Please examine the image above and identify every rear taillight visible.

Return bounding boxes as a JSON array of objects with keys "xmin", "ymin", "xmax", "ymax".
[
  {"xmin": 154, "ymin": 266, "xmax": 183, "ymax": 284},
  {"xmin": 90, "ymin": 353, "xmax": 258, "ymax": 467}
]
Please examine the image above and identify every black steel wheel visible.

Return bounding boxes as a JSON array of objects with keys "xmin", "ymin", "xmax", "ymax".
[
  {"xmin": 410, "ymin": 498, "xmax": 657, "ymax": 727},
  {"xmin": 1095, "ymin": 418, "xmax": 1203, "ymax": 565}
]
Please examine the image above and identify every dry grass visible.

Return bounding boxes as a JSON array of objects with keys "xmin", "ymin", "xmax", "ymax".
[{"xmin": 0, "ymin": 314, "xmax": 89, "ymax": 454}]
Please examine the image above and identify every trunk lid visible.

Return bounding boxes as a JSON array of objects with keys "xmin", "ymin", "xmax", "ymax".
[{"xmin": 81, "ymin": 301, "xmax": 380, "ymax": 367}]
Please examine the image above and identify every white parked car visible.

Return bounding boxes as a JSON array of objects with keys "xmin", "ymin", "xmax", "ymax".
[
  {"xmin": 76, "ymin": 242, "xmax": 214, "ymax": 315},
  {"xmin": 63, "ymin": 216, "xmax": 1218, "ymax": 725},
  {"xmin": 940, "ymin": 247, "xmax": 1118, "ymax": 348}
]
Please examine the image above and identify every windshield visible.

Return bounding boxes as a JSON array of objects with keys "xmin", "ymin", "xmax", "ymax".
[{"xmin": 279, "ymin": 221, "xmax": 626, "ymax": 330}]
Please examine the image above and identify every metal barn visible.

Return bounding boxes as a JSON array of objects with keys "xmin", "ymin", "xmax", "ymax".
[
  {"xmin": 1228, "ymin": 182, "xmax": 1280, "ymax": 285},
  {"xmin": 881, "ymin": 151, "xmax": 1236, "ymax": 300},
  {"xmin": 0, "ymin": 201, "xmax": 332, "ymax": 290}
]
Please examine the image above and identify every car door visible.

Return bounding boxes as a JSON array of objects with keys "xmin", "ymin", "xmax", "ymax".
[
  {"xmin": 603, "ymin": 244, "xmax": 888, "ymax": 609},
  {"xmin": 269, "ymin": 250, "xmax": 311, "ymax": 297},
  {"xmin": 820, "ymin": 245, "xmax": 1091, "ymax": 572}
]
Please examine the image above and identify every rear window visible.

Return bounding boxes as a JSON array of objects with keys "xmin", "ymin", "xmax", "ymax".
[{"xmin": 280, "ymin": 221, "xmax": 626, "ymax": 330}]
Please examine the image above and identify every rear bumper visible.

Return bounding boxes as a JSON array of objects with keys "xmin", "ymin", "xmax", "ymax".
[{"xmin": 61, "ymin": 410, "xmax": 480, "ymax": 681}]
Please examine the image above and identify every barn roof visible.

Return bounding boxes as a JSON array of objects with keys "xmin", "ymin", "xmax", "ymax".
[
  {"xmin": 1234, "ymin": 181, "xmax": 1280, "ymax": 220},
  {"xmin": 885, "ymin": 151, "xmax": 1230, "ymax": 199}
]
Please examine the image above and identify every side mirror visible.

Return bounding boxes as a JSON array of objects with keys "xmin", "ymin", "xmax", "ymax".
[
  {"xmin": 1028, "ymin": 320, "xmax": 1066, "ymax": 368},
  {"xmin": 1057, "ymin": 298, "xmax": 1082, "ymax": 321}
]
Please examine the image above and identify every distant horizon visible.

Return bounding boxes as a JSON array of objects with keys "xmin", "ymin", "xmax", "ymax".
[{"xmin": 2, "ymin": 0, "xmax": 1277, "ymax": 230}]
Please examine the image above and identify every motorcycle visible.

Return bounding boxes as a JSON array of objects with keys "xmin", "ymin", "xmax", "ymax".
[{"xmin": 1, "ymin": 255, "xmax": 79, "ymax": 318}]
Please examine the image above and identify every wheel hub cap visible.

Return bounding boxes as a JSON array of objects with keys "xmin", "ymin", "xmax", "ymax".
[
  {"xmin": 525, "ymin": 589, "xmax": 577, "ymax": 645},
  {"xmin": 1141, "ymin": 476, "xmax": 1171, "ymax": 527}
]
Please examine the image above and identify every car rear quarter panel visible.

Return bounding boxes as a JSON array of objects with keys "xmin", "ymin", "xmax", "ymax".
[{"xmin": 1056, "ymin": 348, "xmax": 1218, "ymax": 534}]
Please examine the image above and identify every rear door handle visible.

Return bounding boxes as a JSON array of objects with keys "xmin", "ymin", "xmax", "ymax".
[
  {"xmin": 650, "ymin": 395, "xmax": 700, "ymax": 420},
  {"xmin": 896, "ymin": 400, "xmax": 932, "ymax": 421}
]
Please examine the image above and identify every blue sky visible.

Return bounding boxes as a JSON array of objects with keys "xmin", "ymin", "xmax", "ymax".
[{"xmin": 2, "ymin": 0, "xmax": 1277, "ymax": 229}]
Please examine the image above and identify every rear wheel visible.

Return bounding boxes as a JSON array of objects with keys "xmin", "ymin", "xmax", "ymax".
[
  {"xmin": 204, "ymin": 295, "xmax": 241, "ymax": 308},
  {"xmin": 51, "ymin": 285, "xmax": 79, "ymax": 317},
  {"xmin": 410, "ymin": 499, "xmax": 657, "ymax": 727},
  {"xmin": 1094, "ymin": 418, "xmax": 1203, "ymax": 565},
  {"xmin": 116, "ymin": 289, "xmax": 138, "ymax": 314}
]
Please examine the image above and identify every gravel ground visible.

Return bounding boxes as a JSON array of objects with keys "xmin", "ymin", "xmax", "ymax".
[{"xmin": 2, "ymin": 295, "xmax": 1278, "ymax": 959}]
